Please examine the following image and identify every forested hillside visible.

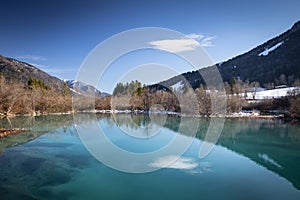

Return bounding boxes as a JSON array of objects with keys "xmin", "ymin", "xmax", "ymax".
[{"xmin": 154, "ymin": 21, "xmax": 300, "ymax": 90}]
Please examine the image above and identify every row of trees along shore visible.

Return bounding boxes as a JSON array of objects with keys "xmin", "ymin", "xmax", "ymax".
[
  {"xmin": 0, "ymin": 75, "xmax": 72, "ymax": 116},
  {"xmin": 102, "ymin": 79, "xmax": 300, "ymax": 118},
  {"xmin": 1, "ymin": 76, "xmax": 300, "ymax": 118}
]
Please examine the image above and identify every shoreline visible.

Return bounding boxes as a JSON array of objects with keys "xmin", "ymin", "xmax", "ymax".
[
  {"xmin": 93, "ymin": 109, "xmax": 285, "ymax": 119},
  {"xmin": 0, "ymin": 110, "xmax": 294, "ymax": 140},
  {"xmin": 0, "ymin": 109, "xmax": 286, "ymax": 119},
  {"xmin": 0, "ymin": 111, "xmax": 74, "ymax": 118}
]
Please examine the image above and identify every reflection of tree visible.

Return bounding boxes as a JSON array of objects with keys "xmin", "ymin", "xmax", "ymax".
[
  {"xmin": 0, "ymin": 115, "xmax": 74, "ymax": 152},
  {"xmin": 0, "ymin": 115, "xmax": 73, "ymax": 131},
  {"xmin": 112, "ymin": 114, "xmax": 159, "ymax": 130}
]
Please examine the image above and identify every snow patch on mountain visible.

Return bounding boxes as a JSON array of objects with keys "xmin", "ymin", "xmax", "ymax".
[
  {"xmin": 171, "ymin": 81, "xmax": 184, "ymax": 92},
  {"xmin": 258, "ymin": 41, "xmax": 284, "ymax": 56}
]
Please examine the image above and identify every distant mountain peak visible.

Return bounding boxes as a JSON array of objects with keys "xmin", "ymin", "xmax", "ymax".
[{"xmin": 65, "ymin": 80, "xmax": 110, "ymax": 98}]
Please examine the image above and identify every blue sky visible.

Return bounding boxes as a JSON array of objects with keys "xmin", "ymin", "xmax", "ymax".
[{"xmin": 0, "ymin": 0, "xmax": 300, "ymax": 93}]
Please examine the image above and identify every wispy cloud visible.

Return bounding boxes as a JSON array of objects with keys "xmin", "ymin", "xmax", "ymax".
[
  {"xmin": 149, "ymin": 33, "xmax": 215, "ymax": 53},
  {"xmin": 41, "ymin": 67, "xmax": 74, "ymax": 75},
  {"xmin": 29, "ymin": 62, "xmax": 74, "ymax": 75},
  {"xmin": 186, "ymin": 33, "xmax": 215, "ymax": 47},
  {"xmin": 17, "ymin": 54, "xmax": 47, "ymax": 61},
  {"xmin": 185, "ymin": 33, "xmax": 205, "ymax": 40},
  {"xmin": 200, "ymin": 36, "xmax": 215, "ymax": 47}
]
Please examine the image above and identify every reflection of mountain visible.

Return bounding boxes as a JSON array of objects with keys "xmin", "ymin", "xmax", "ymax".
[
  {"xmin": 199, "ymin": 119, "xmax": 299, "ymax": 190},
  {"xmin": 193, "ymin": 118, "xmax": 300, "ymax": 190},
  {"xmin": 107, "ymin": 114, "xmax": 300, "ymax": 190},
  {"xmin": 217, "ymin": 119, "xmax": 300, "ymax": 190}
]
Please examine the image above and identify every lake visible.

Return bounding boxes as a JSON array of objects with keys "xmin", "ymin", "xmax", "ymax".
[{"xmin": 0, "ymin": 114, "xmax": 300, "ymax": 200}]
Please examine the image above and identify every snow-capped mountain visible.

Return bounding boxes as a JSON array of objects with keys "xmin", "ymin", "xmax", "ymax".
[
  {"xmin": 152, "ymin": 20, "xmax": 300, "ymax": 91},
  {"xmin": 65, "ymin": 80, "xmax": 110, "ymax": 98}
]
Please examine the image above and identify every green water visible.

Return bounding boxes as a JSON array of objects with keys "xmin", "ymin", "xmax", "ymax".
[{"xmin": 0, "ymin": 114, "xmax": 300, "ymax": 199}]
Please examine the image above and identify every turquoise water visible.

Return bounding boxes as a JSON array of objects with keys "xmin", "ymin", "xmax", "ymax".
[{"xmin": 0, "ymin": 114, "xmax": 300, "ymax": 199}]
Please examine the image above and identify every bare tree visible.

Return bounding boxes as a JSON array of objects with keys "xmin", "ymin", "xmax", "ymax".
[
  {"xmin": 250, "ymin": 81, "xmax": 260, "ymax": 100},
  {"xmin": 279, "ymin": 74, "xmax": 287, "ymax": 85},
  {"xmin": 195, "ymin": 85, "xmax": 211, "ymax": 116}
]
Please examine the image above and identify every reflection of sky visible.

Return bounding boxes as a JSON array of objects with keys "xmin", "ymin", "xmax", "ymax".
[
  {"xmin": 100, "ymin": 119, "xmax": 181, "ymax": 153},
  {"xmin": 148, "ymin": 155, "xmax": 214, "ymax": 174},
  {"xmin": 149, "ymin": 155, "xmax": 198, "ymax": 169}
]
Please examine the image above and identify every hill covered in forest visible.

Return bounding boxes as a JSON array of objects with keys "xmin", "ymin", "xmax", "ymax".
[{"xmin": 153, "ymin": 20, "xmax": 300, "ymax": 90}]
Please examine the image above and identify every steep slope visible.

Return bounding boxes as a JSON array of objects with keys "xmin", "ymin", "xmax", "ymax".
[
  {"xmin": 154, "ymin": 20, "xmax": 300, "ymax": 90},
  {"xmin": 0, "ymin": 55, "xmax": 65, "ymax": 92}
]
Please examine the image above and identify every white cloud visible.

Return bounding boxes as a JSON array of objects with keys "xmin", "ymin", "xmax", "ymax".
[
  {"xmin": 200, "ymin": 36, "xmax": 215, "ymax": 47},
  {"xmin": 149, "ymin": 33, "xmax": 215, "ymax": 53},
  {"xmin": 186, "ymin": 33, "xmax": 215, "ymax": 47},
  {"xmin": 149, "ymin": 155, "xmax": 198, "ymax": 170},
  {"xmin": 149, "ymin": 38, "xmax": 200, "ymax": 53},
  {"xmin": 17, "ymin": 55, "xmax": 47, "ymax": 61}
]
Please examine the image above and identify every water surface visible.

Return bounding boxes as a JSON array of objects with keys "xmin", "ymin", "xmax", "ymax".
[{"xmin": 0, "ymin": 114, "xmax": 300, "ymax": 199}]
